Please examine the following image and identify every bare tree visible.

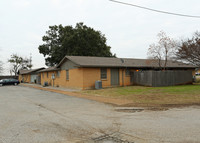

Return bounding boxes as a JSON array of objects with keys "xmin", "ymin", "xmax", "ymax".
[
  {"xmin": 147, "ymin": 31, "xmax": 176, "ymax": 70},
  {"xmin": 176, "ymin": 31, "xmax": 200, "ymax": 66},
  {"xmin": 8, "ymin": 54, "xmax": 33, "ymax": 76},
  {"xmin": 0, "ymin": 60, "xmax": 3, "ymax": 75},
  {"xmin": 147, "ymin": 43, "xmax": 162, "ymax": 68}
]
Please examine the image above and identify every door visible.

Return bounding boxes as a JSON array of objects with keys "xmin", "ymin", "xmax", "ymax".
[
  {"xmin": 111, "ymin": 68, "xmax": 119, "ymax": 86},
  {"xmin": 36, "ymin": 75, "xmax": 41, "ymax": 84},
  {"xmin": 31, "ymin": 74, "xmax": 37, "ymax": 83}
]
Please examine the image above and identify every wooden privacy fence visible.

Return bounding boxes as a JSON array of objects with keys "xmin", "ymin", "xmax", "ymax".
[{"xmin": 131, "ymin": 70, "xmax": 193, "ymax": 87}]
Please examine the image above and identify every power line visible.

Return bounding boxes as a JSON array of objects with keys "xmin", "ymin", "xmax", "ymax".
[{"xmin": 109, "ymin": 0, "xmax": 200, "ymax": 18}]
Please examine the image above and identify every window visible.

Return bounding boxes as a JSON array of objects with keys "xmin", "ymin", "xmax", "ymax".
[
  {"xmin": 101, "ymin": 68, "xmax": 107, "ymax": 79},
  {"xmin": 125, "ymin": 69, "xmax": 130, "ymax": 76},
  {"xmin": 47, "ymin": 72, "xmax": 48, "ymax": 78},
  {"xmin": 56, "ymin": 71, "xmax": 60, "ymax": 78},
  {"xmin": 51, "ymin": 73, "xmax": 55, "ymax": 79},
  {"xmin": 42, "ymin": 73, "xmax": 44, "ymax": 78},
  {"xmin": 66, "ymin": 70, "xmax": 69, "ymax": 80}
]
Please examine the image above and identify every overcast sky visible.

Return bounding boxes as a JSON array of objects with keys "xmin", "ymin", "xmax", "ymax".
[{"xmin": 0, "ymin": 0, "xmax": 200, "ymax": 75}]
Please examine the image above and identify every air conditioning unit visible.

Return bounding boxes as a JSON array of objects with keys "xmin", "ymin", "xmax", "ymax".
[{"xmin": 95, "ymin": 80, "xmax": 102, "ymax": 89}]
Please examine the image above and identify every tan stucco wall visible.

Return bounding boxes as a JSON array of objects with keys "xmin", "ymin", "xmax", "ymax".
[
  {"xmin": 82, "ymin": 68, "xmax": 100, "ymax": 89},
  {"xmin": 41, "ymin": 71, "xmax": 55, "ymax": 86},
  {"xmin": 41, "ymin": 69, "xmax": 84, "ymax": 89},
  {"xmin": 58, "ymin": 68, "xmax": 83, "ymax": 89},
  {"xmin": 82, "ymin": 68, "xmax": 112, "ymax": 89},
  {"xmin": 18, "ymin": 75, "xmax": 22, "ymax": 82},
  {"xmin": 19, "ymin": 74, "xmax": 31, "ymax": 83},
  {"xmin": 40, "ymin": 67, "xmax": 134, "ymax": 90},
  {"xmin": 82, "ymin": 68, "xmax": 133, "ymax": 89}
]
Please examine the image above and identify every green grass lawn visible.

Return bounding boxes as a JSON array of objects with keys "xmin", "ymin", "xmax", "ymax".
[{"xmin": 80, "ymin": 85, "xmax": 200, "ymax": 106}]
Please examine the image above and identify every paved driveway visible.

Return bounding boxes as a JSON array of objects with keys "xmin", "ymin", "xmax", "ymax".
[{"xmin": 0, "ymin": 86, "xmax": 200, "ymax": 143}]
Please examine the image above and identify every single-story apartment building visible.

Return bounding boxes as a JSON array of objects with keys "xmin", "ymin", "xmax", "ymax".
[
  {"xmin": 34, "ymin": 56, "xmax": 196, "ymax": 90},
  {"xmin": 18, "ymin": 68, "xmax": 45, "ymax": 84}
]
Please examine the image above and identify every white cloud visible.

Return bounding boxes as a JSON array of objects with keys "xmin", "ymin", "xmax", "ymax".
[
  {"xmin": 12, "ymin": 0, "xmax": 30, "ymax": 8},
  {"xmin": 51, "ymin": 0, "xmax": 61, "ymax": 6}
]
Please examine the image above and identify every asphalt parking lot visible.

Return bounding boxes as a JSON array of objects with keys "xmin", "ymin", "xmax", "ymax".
[{"xmin": 0, "ymin": 86, "xmax": 200, "ymax": 143}]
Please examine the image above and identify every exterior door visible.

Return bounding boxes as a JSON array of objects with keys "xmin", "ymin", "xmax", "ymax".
[
  {"xmin": 111, "ymin": 68, "xmax": 119, "ymax": 86},
  {"xmin": 31, "ymin": 74, "xmax": 37, "ymax": 83},
  {"xmin": 37, "ymin": 75, "xmax": 41, "ymax": 84}
]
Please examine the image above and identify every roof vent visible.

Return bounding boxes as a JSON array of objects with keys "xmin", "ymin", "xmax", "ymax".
[{"xmin": 120, "ymin": 58, "xmax": 124, "ymax": 63}]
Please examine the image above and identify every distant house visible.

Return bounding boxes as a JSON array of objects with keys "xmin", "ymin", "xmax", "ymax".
[
  {"xmin": 18, "ymin": 68, "xmax": 45, "ymax": 84},
  {"xmin": 196, "ymin": 68, "xmax": 200, "ymax": 75},
  {"xmin": 35, "ymin": 56, "xmax": 196, "ymax": 89}
]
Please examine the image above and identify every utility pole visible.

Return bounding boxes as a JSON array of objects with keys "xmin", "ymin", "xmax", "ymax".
[{"xmin": 29, "ymin": 53, "xmax": 32, "ymax": 69}]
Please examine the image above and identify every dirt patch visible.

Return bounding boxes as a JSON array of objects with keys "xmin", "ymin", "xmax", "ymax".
[{"xmin": 120, "ymin": 102, "xmax": 200, "ymax": 109}]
